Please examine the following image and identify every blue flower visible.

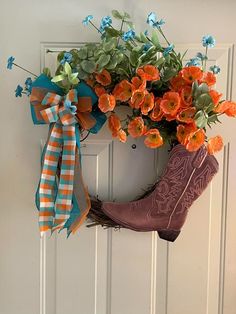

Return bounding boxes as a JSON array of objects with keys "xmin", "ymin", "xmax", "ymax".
[
  {"xmin": 163, "ymin": 44, "xmax": 174, "ymax": 57},
  {"xmin": 147, "ymin": 12, "xmax": 157, "ymax": 26},
  {"xmin": 144, "ymin": 30, "xmax": 149, "ymax": 36},
  {"xmin": 100, "ymin": 16, "xmax": 112, "ymax": 32},
  {"xmin": 122, "ymin": 29, "xmax": 135, "ymax": 42},
  {"xmin": 186, "ymin": 58, "xmax": 201, "ymax": 67},
  {"xmin": 7, "ymin": 56, "xmax": 15, "ymax": 70},
  {"xmin": 146, "ymin": 12, "xmax": 165, "ymax": 29},
  {"xmin": 82, "ymin": 15, "xmax": 93, "ymax": 26},
  {"xmin": 202, "ymin": 35, "xmax": 216, "ymax": 48},
  {"xmin": 210, "ymin": 65, "xmax": 221, "ymax": 74},
  {"xmin": 65, "ymin": 100, "xmax": 77, "ymax": 115},
  {"xmin": 60, "ymin": 52, "xmax": 73, "ymax": 65},
  {"xmin": 196, "ymin": 52, "xmax": 208, "ymax": 61},
  {"xmin": 25, "ymin": 77, "xmax": 33, "ymax": 95},
  {"xmin": 153, "ymin": 19, "xmax": 165, "ymax": 29},
  {"xmin": 15, "ymin": 85, "xmax": 23, "ymax": 97}
]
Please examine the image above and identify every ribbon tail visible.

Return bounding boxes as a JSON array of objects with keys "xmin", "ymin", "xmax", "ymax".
[
  {"xmin": 53, "ymin": 125, "xmax": 76, "ymax": 232},
  {"xmin": 38, "ymin": 123, "xmax": 63, "ymax": 235}
]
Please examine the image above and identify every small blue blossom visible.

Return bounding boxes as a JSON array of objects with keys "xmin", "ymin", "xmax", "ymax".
[
  {"xmin": 202, "ymin": 35, "xmax": 216, "ymax": 48},
  {"xmin": 196, "ymin": 52, "xmax": 208, "ymax": 61},
  {"xmin": 82, "ymin": 15, "xmax": 93, "ymax": 26},
  {"xmin": 163, "ymin": 44, "xmax": 174, "ymax": 57},
  {"xmin": 144, "ymin": 30, "xmax": 149, "ymax": 36},
  {"xmin": 25, "ymin": 77, "xmax": 33, "ymax": 96},
  {"xmin": 100, "ymin": 16, "xmax": 112, "ymax": 32},
  {"xmin": 210, "ymin": 65, "xmax": 221, "ymax": 74},
  {"xmin": 61, "ymin": 52, "xmax": 73, "ymax": 65},
  {"xmin": 146, "ymin": 12, "xmax": 165, "ymax": 29},
  {"xmin": 147, "ymin": 12, "xmax": 157, "ymax": 26},
  {"xmin": 15, "ymin": 85, "xmax": 23, "ymax": 97},
  {"xmin": 65, "ymin": 100, "xmax": 77, "ymax": 115},
  {"xmin": 7, "ymin": 56, "xmax": 15, "ymax": 70},
  {"xmin": 186, "ymin": 58, "xmax": 201, "ymax": 67},
  {"xmin": 153, "ymin": 19, "xmax": 165, "ymax": 29},
  {"xmin": 122, "ymin": 29, "xmax": 135, "ymax": 42}
]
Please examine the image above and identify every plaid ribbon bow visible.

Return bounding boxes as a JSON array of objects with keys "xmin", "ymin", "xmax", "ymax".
[{"xmin": 30, "ymin": 74, "xmax": 106, "ymax": 236}]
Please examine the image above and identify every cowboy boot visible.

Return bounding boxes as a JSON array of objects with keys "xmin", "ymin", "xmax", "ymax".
[{"xmin": 102, "ymin": 144, "xmax": 219, "ymax": 242}]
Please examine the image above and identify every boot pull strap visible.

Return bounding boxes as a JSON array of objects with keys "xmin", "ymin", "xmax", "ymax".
[{"xmin": 192, "ymin": 146, "xmax": 208, "ymax": 168}]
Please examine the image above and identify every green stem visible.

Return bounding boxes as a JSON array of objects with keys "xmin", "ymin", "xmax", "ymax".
[
  {"xmin": 203, "ymin": 46, "xmax": 208, "ymax": 71},
  {"xmin": 89, "ymin": 20, "xmax": 103, "ymax": 34},
  {"xmin": 14, "ymin": 63, "xmax": 38, "ymax": 77},
  {"xmin": 117, "ymin": 19, "xmax": 125, "ymax": 47}
]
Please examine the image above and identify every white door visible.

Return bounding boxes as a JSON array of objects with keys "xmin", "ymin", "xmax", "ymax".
[{"xmin": 1, "ymin": 2, "xmax": 236, "ymax": 313}]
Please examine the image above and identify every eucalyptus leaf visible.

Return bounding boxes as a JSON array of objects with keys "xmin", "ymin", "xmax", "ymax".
[
  {"xmin": 124, "ymin": 12, "xmax": 131, "ymax": 19},
  {"xmin": 194, "ymin": 110, "xmax": 208, "ymax": 128},
  {"xmin": 103, "ymin": 38, "xmax": 117, "ymax": 52},
  {"xmin": 125, "ymin": 21, "xmax": 134, "ymax": 28},
  {"xmin": 97, "ymin": 54, "xmax": 111, "ymax": 68},
  {"xmin": 195, "ymin": 93, "xmax": 212, "ymax": 109},
  {"xmin": 104, "ymin": 27, "xmax": 121, "ymax": 37},
  {"xmin": 77, "ymin": 48, "xmax": 88, "ymax": 60},
  {"xmin": 77, "ymin": 67, "xmax": 89, "ymax": 80},
  {"xmin": 80, "ymin": 60, "xmax": 96, "ymax": 73}
]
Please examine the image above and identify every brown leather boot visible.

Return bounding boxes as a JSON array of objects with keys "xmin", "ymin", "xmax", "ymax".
[{"xmin": 102, "ymin": 144, "xmax": 219, "ymax": 242}]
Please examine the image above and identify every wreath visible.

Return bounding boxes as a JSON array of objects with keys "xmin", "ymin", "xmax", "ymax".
[{"xmin": 7, "ymin": 10, "xmax": 236, "ymax": 241}]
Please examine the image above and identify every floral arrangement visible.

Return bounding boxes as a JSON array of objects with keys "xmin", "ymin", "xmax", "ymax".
[{"xmin": 7, "ymin": 10, "xmax": 236, "ymax": 235}]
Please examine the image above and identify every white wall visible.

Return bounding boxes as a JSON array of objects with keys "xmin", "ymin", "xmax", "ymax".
[{"xmin": 0, "ymin": 1, "xmax": 236, "ymax": 314}]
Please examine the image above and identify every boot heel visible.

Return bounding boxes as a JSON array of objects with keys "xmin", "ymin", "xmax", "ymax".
[{"xmin": 157, "ymin": 230, "xmax": 180, "ymax": 242}]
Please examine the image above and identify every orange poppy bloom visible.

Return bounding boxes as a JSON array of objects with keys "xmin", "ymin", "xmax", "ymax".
[
  {"xmin": 128, "ymin": 117, "xmax": 145, "ymax": 138},
  {"xmin": 180, "ymin": 86, "xmax": 192, "ymax": 107},
  {"xmin": 108, "ymin": 113, "xmax": 121, "ymax": 137},
  {"xmin": 209, "ymin": 90, "xmax": 222, "ymax": 106},
  {"xmin": 160, "ymin": 91, "xmax": 181, "ymax": 116},
  {"xmin": 177, "ymin": 107, "xmax": 196, "ymax": 124},
  {"xmin": 170, "ymin": 73, "xmax": 187, "ymax": 92},
  {"xmin": 95, "ymin": 69, "xmax": 111, "ymax": 86},
  {"xmin": 207, "ymin": 135, "xmax": 223, "ymax": 155},
  {"xmin": 200, "ymin": 72, "xmax": 216, "ymax": 87},
  {"xmin": 176, "ymin": 123, "xmax": 197, "ymax": 145},
  {"xmin": 144, "ymin": 129, "xmax": 163, "ymax": 148},
  {"xmin": 214, "ymin": 101, "xmax": 236, "ymax": 117},
  {"xmin": 113, "ymin": 80, "xmax": 134, "ymax": 102},
  {"xmin": 130, "ymin": 90, "xmax": 146, "ymax": 109},
  {"xmin": 131, "ymin": 76, "xmax": 146, "ymax": 91},
  {"xmin": 117, "ymin": 129, "xmax": 127, "ymax": 143},
  {"xmin": 186, "ymin": 129, "xmax": 205, "ymax": 152},
  {"xmin": 181, "ymin": 66, "xmax": 203, "ymax": 84},
  {"xmin": 94, "ymin": 84, "xmax": 106, "ymax": 97},
  {"xmin": 150, "ymin": 98, "xmax": 164, "ymax": 121},
  {"xmin": 98, "ymin": 94, "xmax": 116, "ymax": 113},
  {"xmin": 141, "ymin": 92, "xmax": 155, "ymax": 115},
  {"xmin": 137, "ymin": 65, "xmax": 160, "ymax": 81}
]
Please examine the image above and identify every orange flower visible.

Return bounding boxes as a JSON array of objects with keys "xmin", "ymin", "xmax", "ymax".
[
  {"xmin": 95, "ymin": 69, "xmax": 111, "ymax": 86},
  {"xmin": 86, "ymin": 77, "xmax": 96, "ymax": 88},
  {"xmin": 180, "ymin": 86, "xmax": 192, "ymax": 107},
  {"xmin": 186, "ymin": 129, "xmax": 205, "ymax": 152},
  {"xmin": 130, "ymin": 90, "xmax": 146, "ymax": 109},
  {"xmin": 113, "ymin": 80, "xmax": 134, "ymax": 102},
  {"xmin": 214, "ymin": 101, "xmax": 236, "ymax": 117},
  {"xmin": 137, "ymin": 65, "xmax": 160, "ymax": 81},
  {"xmin": 181, "ymin": 66, "xmax": 203, "ymax": 84},
  {"xmin": 160, "ymin": 91, "xmax": 181, "ymax": 116},
  {"xmin": 131, "ymin": 76, "xmax": 146, "ymax": 91},
  {"xmin": 176, "ymin": 123, "xmax": 197, "ymax": 145},
  {"xmin": 207, "ymin": 135, "xmax": 223, "ymax": 155},
  {"xmin": 177, "ymin": 107, "xmax": 196, "ymax": 124},
  {"xmin": 141, "ymin": 92, "xmax": 155, "ymax": 115},
  {"xmin": 98, "ymin": 94, "xmax": 116, "ymax": 113},
  {"xmin": 117, "ymin": 129, "xmax": 127, "ymax": 143},
  {"xmin": 144, "ymin": 129, "xmax": 163, "ymax": 148},
  {"xmin": 170, "ymin": 73, "xmax": 187, "ymax": 92},
  {"xmin": 209, "ymin": 90, "xmax": 222, "ymax": 106},
  {"xmin": 128, "ymin": 117, "xmax": 145, "ymax": 138},
  {"xmin": 150, "ymin": 98, "xmax": 164, "ymax": 121},
  {"xmin": 108, "ymin": 113, "xmax": 121, "ymax": 136},
  {"xmin": 94, "ymin": 84, "xmax": 106, "ymax": 97},
  {"xmin": 200, "ymin": 72, "xmax": 216, "ymax": 87}
]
